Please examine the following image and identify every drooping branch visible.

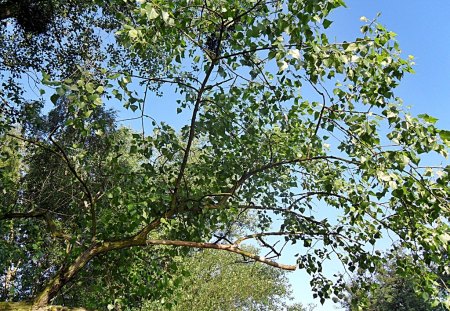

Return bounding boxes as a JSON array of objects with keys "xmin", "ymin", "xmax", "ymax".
[
  {"xmin": 124, "ymin": 74, "xmax": 200, "ymax": 92},
  {"xmin": 32, "ymin": 230, "xmax": 296, "ymax": 308},
  {"xmin": 217, "ymin": 155, "xmax": 359, "ymax": 206},
  {"xmin": 245, "ymin": 155, "xmax": 358, "ymax": 179},
  {"xmin": 4, "ymin": 131, "xmax": 96, "ymax": 239},
  {"xmin": 237, "ymin": 204, "xmax": 324, "ymax": 226},
  {"xmin": 0, "ymin": 210, "xmax": 71, "ymax": 241},
  {"xmin": 6, "ymin": 133, "xmax": 60, "ymax": 159},
  {"xmin": 234, "ymin": 231, "xmax": 302, "ymax": 247},
  {"xmin": 144, "ymin": 239, "xmax": 296, "ymax": 270}
]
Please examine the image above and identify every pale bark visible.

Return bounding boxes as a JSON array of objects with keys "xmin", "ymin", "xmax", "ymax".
[{"xmin": 31, "ymin": 234, "xmax": 296, "ymax": 308}]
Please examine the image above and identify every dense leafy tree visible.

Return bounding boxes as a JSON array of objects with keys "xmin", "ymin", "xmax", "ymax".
[
  {"xmin": 0, "ymin": 0, "xmax": 57, "ymax": 34},
  {"xmin": 342, "ymin": 251, "xmax": 449, "ymax": 311},
  {"xmin": 1, "ymin": 0, "xmax": 449, "ymax": 310},
  {"xmin": 141, "ymin": 248, "xmax": 293, "ymax": 311},
  {"xmin": 0, "ymin": 104, "xmax": 187, "ymax": 309}
]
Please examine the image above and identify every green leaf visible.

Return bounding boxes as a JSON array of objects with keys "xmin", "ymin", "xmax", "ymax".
[
  {"xmin": 418, "ymin": 114, "xmax": 438, "ymax": 124},
  {"xmin": 161, "ymin": 11, "xmax": 169, "ymax": 22},
  {"xmin": 50, "ymin": 94, "xmax": 60, "ymax": 104},
  {"xmin": 323, "ymin": 19, "xmax": 333, "ymax": 29},
  {"xmin": 147, "ymin": 7, "xmax": 159, "ymax": 20},
  {"xmin": 129, "ymin": 29, "xmax": 138, "ymax": 39},
  {"xmin": 439, "ymin": 130, "xmax": 450, "ymax": 144},
  {"xmin": 85, "ymin": 83, "xmax": 95, "ymax": 93}
]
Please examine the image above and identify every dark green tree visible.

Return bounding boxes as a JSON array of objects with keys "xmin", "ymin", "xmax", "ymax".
[
  {"xmin": 141, "ymin": 248, "xmax": 293, "ymax": 311},
  {"xmin": 342, "ymin": 251, "xmax": 449, "ymax": 311},
  {"xmin": 0, "ymin": 103, "xmax": 188, "ymax": 309}
]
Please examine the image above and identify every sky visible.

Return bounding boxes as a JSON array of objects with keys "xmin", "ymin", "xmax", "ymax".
[{"xmin": 286, "ymin": 1, "xmax": 450, "ymax": 310}]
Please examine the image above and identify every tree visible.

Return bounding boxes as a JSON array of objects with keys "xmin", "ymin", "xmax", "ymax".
[
  {"xmin": 0, "ymin": 0, "xmax": 57, "ymax": 34},
  {"xmin": 342, "ymin": 250, "xmax": 449, "ymax": 311},
  {"xmin": 1, "ymin": 104, "xmax": 188, "ymax": 309},
  {"xmin": 0, "ymin": 0, "xmax": 163, "ymax": 134},
  {"xmin": 1, "ymin": 0, "xmax": 449, "ymax": 310},
  {"xmin": 141, "ymin": 248, "xmax": 293, "ymax": 311}
]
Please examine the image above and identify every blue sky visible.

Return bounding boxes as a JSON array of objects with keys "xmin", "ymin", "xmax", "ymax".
[{"xmin": 286, "ymin": 1, "xmax": 450, "ymax": 310}]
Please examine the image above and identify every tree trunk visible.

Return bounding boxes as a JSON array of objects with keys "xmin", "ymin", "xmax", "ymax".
[
  {"xmin": 32, "ymin": 244, "xmax": 101, "ymax": 309},
  {"xmin": 32, "ymin": 238, "xmax": 145, "ymax": 309}
]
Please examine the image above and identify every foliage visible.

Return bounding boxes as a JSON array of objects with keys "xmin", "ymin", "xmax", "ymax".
[
  {"xmin": 287, "ymin": 303, "xmax": 317, "ymax": 311},
  {"xmin": 342, "ymin": 250, "xmax": 449, "ymax": 311},
  {"xmin": 0, "ymin": 0, "xmax": 55, "ymax": 34},
  {"xmin": 0, "ymin": 0, "xmax": 449, "ymax": 310},
  {"xmin": 0, "ymin": 105, "xmax": 184, "ymax": 308},
  {"xmin": 0, "ymin": 0, "xmax": 164, "ymax": 134},
  {"xmin": 141, "ymin": 248, "xmax": 292, "ymax": 311}
]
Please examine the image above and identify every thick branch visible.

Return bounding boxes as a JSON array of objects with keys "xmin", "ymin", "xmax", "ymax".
[
  {"xmin": 33, "ymin": 232, "xmax": 295, "ymax": 307},
  {"xmin": 0, "ymin": 210, "xmax": 45, "ymax": 221},
  {"xmin": 0, "ymin": 302, "xmax": 87, "ymax": 311},
  {"xmin": 32, "ymin": 239, "xmax": 139, "ymax": 309},
  {"xmin": 172, "ymin": 56, "xmax": 218, "ymax": 206},
  {"xmin": 145, "ymin": 239, "xmax": 296, "ymax": 270}
]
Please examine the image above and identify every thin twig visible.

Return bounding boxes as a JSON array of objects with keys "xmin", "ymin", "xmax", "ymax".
[{"xmin": 48, "ymin": 135, "xmax": 96, "ymax": 240}]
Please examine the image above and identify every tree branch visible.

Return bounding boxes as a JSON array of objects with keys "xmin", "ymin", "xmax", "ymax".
[
  {"xmin": 171, "ymin": 49, "xmax": 219, "ymax": 207},
  {"xmin": 309, "ymin": 80, "xmax": 327, "ymax": 137},
  {"xmin": 48, "ymin": 135, "xmax": 96, "ymax": 240},
  {"xmin": 33, "ymin": 229, "xmax": 296, "ymax": 307},
  {"xmin": 145, "ymin": 239, "xmax": 296, "ymax": 270},
  {"xmin": 0, "ymin": 210, "xmax": 45, "ymax": 221},
  {"xmin": 245, "ymin": 155, "xmax": 358, "ymax": 179},
  {"xmin": 217, "ymin": 156, "xmax": 359, "ymax": 205},
  {"xmin": 234, "ymin": 231, "xmax": 302, "ymax": 246}
]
